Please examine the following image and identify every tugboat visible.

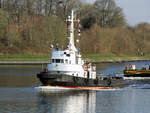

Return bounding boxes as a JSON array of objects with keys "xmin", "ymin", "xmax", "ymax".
[
  {"xmin": 124, "ymin": 64, "xmax": 150, "ymax": 79},
  {"xmin": 37, "ymin": 10, "xmax": 126, "ymax": 90}
]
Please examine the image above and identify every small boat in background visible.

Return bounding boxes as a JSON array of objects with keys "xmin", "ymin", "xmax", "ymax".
[{"xmin": 124, "ymin": 64, "xmax": 150, "ymax": 79}]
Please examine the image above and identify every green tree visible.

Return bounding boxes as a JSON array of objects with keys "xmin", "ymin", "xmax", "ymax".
[
  {"xmin": 81, "ymin": 0, "xmax": 126, "ymax": 29},
  {"xmin": 80, "ymin": 4, "xmax": 95, "ymax": 29}
]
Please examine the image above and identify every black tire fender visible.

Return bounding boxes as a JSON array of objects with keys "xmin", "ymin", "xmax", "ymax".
[{"xmin": 106, "ymin": 78, "xmax": 112, "ymax": 86}]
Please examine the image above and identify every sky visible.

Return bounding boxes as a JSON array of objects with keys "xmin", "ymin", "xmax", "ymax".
[{"xmin": 85, "ymin": 0, "xmax": 150, "ymax": 26}]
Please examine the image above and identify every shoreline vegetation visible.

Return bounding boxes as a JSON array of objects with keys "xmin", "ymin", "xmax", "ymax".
[
  {"xmin": 0, "ymin": 0, "xmax": 150, "ymax": 61},
  {"xmin": 0, "ymin": 54, "xmax": 150, "ymax": 63}
]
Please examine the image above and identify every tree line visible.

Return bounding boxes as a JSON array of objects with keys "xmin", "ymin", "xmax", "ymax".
[{"xmin": 0, "ymin": 0, "xmax": 150, "ymax": 56}]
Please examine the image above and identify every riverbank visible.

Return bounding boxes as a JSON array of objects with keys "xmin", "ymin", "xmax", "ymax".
[
  {"xmin": 0, "ymin": 54, "xmax": 150, "ymax": 62},
  {"xmin": 0, "ymin": 54, "xmax": 50, "ymax": 61},
  {"xmin": 83, "ymin": 54, "xmax": 150, "ymax": 63}
]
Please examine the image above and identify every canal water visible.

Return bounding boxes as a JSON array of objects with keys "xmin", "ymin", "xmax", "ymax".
[{"xmin": 0, "ymin": 61, "xmax": 150, "ymax": 113}]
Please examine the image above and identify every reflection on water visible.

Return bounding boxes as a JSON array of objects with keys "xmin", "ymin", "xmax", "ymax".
[
  {"xmin": 1, "ymin": 87, "xmax": 150, "ymax": 113},
  {"xmin": 0, "ymin": 62, "xmax": 150, "ymax": 113},
  {"xmin": 37, "ymin": 90, "xmax": 96, "ymax": 113}
]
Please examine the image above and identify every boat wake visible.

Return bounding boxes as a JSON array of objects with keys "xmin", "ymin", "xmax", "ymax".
[
  {"xmin": 35, "ymin": 86, "xmax": 120, "ymax": 92},
  {"xmin": 131, "ymin": 84, "xmax": 150, "ymax": 89},
  {"xmin": 124, "ymin": 77, "xmax": 150, "ymax": 80}
]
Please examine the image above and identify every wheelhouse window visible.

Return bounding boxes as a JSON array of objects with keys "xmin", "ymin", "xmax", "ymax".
[
  {"xmin": 52, "ymin": 59, "xmax": 55, "ymax": 63},
  {"xmin": 61, "ymin": 59, "xmax": 64, "ymax": 63},
  {"xmin": 69, "ymin": 60, "xmax": 71, "ymax": 64},
  {"xmin": 52, "ymin": 59, "xmax": 64, "ymax": 63},
  {"xmin": 56, "ymin": 59, "xmax": 61, "ymax": 63},
  {"xmin": 65, "ymin": 59, "xmax": 68, "ymax": 64}
]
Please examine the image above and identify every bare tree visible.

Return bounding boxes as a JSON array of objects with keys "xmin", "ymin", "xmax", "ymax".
[
  {"xmin": 94, "ymin": 0, "xmax": 125, "ymax": 27},
  {"xmin": 55, "ymin": 0, "xmax": 82, "ymax": 19},
  {"xmin": 0, "ymin": 0, "xmax": 1, "ymax": 8}
]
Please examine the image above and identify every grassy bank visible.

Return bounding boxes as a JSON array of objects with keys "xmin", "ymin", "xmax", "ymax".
[
  {"xmin": 82, "ymin": 54, "xmax": 150, "ymax": 62},
  {"xmin": 0, "ymin": 54, "xmax": 150, "ymax": 62},
  {"xmin": 0, "ymin": 54, "xmax": 50, "ymax": 61}
]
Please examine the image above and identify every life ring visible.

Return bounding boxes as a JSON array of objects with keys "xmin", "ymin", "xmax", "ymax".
[
  {"xmin": 84, "ymin": 71, "xmax": 87, "ymax": 76},
  {"xmin": 92, "ymin": 66, "xmax": 96, "ymax": 71},
  {"xmin": 83, "ymin": 65, "xmax": 88, "ymax": 71}
]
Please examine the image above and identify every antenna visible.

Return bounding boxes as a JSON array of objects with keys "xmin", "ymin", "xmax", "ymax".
[
  {"xmin": 66, "ymin": 10, "xmax": 81, "ymax": 51},
  {"xmin": 66, "ymin": 10, "xmax": 77, "ymax": 51}
]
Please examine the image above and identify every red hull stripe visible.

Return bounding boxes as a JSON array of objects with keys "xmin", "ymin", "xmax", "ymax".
[{"xmin": 55, "ymin": 85, "xmax": 115, "ymax": 90}]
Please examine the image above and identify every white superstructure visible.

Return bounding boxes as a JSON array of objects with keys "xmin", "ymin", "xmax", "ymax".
[{"xmin": 48, "ymin": 10, "xmax": 96, "ymax": 79}]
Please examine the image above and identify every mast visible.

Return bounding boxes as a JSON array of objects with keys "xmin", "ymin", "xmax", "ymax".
[{"xmin": 68, "ymin": 10, "xmax": 77, "ymax": 51}]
